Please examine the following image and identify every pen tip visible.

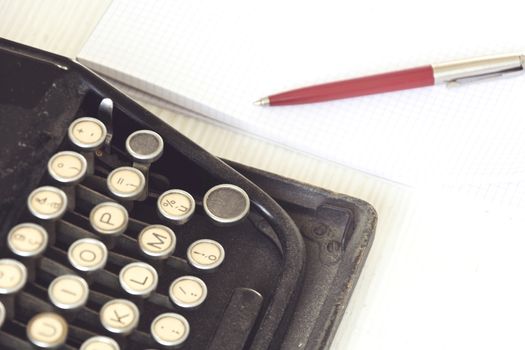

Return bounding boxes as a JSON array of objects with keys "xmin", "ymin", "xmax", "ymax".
[{"xmin": 253, "ymin": 97, "xmax": 270, "ymax": 107}]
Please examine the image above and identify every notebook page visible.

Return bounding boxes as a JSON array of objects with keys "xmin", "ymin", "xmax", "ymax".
[{"xmin": 78, "ymin": 0, "xmax": 525, "ymax": 189}]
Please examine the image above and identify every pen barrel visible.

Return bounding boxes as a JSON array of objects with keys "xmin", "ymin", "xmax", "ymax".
[{"xmin": 268, "ymin": 66, "xmax": 434, "ymax": 105}]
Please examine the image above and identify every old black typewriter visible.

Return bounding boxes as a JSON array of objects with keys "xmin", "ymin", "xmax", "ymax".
[{"xmin": 0, "ymin": 39, "xmax": 376, "ymax": 350}]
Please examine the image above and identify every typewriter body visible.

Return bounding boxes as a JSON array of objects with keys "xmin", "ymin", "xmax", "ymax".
[{"xmin": 0, "ymin": 39, "xmax": 376, "ymax": 350}]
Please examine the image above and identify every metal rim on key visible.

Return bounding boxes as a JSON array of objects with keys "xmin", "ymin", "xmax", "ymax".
[
  {"xmin": 68, "ymin": 117, "xmax": 107, "ymax": 150},
  {"xmin": 47, "ymin": 150, "xmax": 88, "ymax": 184},
  {"xmin": 203, "ymin": 184, "xmax": 250, "ymax": 225},
  {"xmin": 125, "ymin": 129, "xmax": 164, "ymax": 163}
]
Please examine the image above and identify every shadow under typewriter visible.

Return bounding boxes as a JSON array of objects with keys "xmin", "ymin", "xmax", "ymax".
[{"xmin": 0, "ymin": 39, "xmax": 376, "ymax": 350}]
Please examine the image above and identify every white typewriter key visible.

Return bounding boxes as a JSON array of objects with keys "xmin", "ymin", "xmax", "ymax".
[
  {"xmin": 157, "ymin": 189, "xmax": 195, "ymax": 225},
  {"xmin": 89, "ymin": 202, "xmax": 128, "ymax": 236},
  {"xmin": 119, "ymin": 262, "xmax": 158, "ymax": 298},
  {"xmin": 48, "ymin": 274, "xmax": 89, "ymax": 310},
  {"xmin": 126, "ymin": 130, "xmax": 164, "ymax": 163},
  {"xmin": 68, "ymin": 238, "xmax": 108, "ymax": 272},
  {"xmin": 187, "ymin": 239, "xmax": 225, "ymax": 270},
  {"xmin": 107, "ymin": 166, "xmax": 146, "ymax": 200},
  {"xmin": 138, "ymin": 225, "xmax": 176, "ymax": 260},
  {"xmin": 47, "ymin": 151, "xmax": 88, "ymax": 184},
  {"xmin": 0, "ymin": 301, "xmax": 5, "ymax": 327},
  {"xmin": 169, "ymin": 276, "xmax": 207, "ymax": 309},
  {"xmin": 27, "ymin": 186, "xmax": 68, "ymax": 220},
  {"xmin": 0, "ymin": 259, "xmax": 27, "ymax": 294},
  {"xmin": 100, "ymin": 299, "xmax": 140, "ymax": 335},
  {"xmin": 151, "ymin": 312, "xmax": 190, "ymax": 347},
  {"xmin": 68, "ymin": 117, "xmax": 107, "ymax": 151},
  {"xmin": 80, "ymin": 336, "xmax": 120, "ymax": 350},
  {"xmin": 203, "ymin": 184, "xmax": 250, "ymax": 225},
  {"xmin": 7, "ymin": 223, "xmax": 48, "ymax": 258},
  {"xmin": 26, "ymin": 312, "xmax": 68, "ymax": 348}
]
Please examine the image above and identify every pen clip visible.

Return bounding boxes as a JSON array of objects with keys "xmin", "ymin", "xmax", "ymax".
[{"xmin": 446, "ymin": 66, "xmax": 524, "ymax": 87}]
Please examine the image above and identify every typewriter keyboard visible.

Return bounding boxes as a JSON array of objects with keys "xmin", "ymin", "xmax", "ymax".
[{"xmin": 0, "ymin": 106, "xmax": 257, "ymax": 349}]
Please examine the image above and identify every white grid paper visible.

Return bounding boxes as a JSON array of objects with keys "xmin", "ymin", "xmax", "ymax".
[{"xmin": 78, "ymin": 0, "xmax": 525, "ymax": 205}]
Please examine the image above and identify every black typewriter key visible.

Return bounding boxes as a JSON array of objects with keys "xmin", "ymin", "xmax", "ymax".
[
  {"xmin": 26, "ymin": 312, "xmax": 68, "ymax": 349},
  {"xmin": 27, "ymin": 186, "xmax": 68, "ymax": 221},
  {"xmin": 48, "ymin": 274, "xmax": 89, "ymax": 311},
  {"xmin": 89, "ymin": 202, "xmax": 128, "ymax": 247},
  {"xmin": 67, "ymin": 238, "xmax": 108, "ymax": 274},
  {"xmin": 157, "ymin": 189, "xmax": 195, "ymax": 225},
  {"xmin": 126, "ymin": 130, "xmax": 164, "ymax": 163},
  {"xmin": 137, "ymin": 225, "xmax": 176, "ymax": 260},
  {"xmin": 7, "ymin": 223, "xmax": 48, "ymax": 258},
  {"xmin": 169, "ymin": 276, "xmax": 207, "ymax": 309},
  {"xmin": 107, "ymin": 166, "xmax": 146, "ymax": 201},
  {"xmin": 118, "ymin": 262, "xmax": 158, "ymax": 298},
  {"xmin": 99, "ymin": 299, "xmax": 140, "ymax": 335},
  {"xmin": 203, "ymin": 184, "xmax": 250, "ymax": 226},
  {"xmin": 187, "ymin": 239, "xmax": 225, "ymax": 271},
  {"xmin": 150, "ymin": 312, "xmax": 189, "ymax": 348},
  {"xmin": 80, "ymin": 335, "xmax": 120, "ymax": 350}
]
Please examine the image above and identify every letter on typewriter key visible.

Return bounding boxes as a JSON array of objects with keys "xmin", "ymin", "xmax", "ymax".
[
  {"xmin": 187, "ymin": 239, "xmax": 225, "ymax": 271},
  {"xmin": 27, "ymin": 186, "xmax": 68, "ymax": 220},
  {"xmin": 80, "ymin": 336, "xmax": 120, "ymax": 350},
  {"xmin": 157, "ymin": 189, "xmax": 195, "ymax": 225},
  {"xmin": 0, "ymin": 259, "xmax": 27, "ymax": 295},
  {"xmin": 68, "ymin": 117, "xmax": 107, "ymax": 151},
  {"xmin": 169, "ymin": 276, "xmax": 207, "ymax": 309},
  {"xmin": 26, "ymin": 312, "xmax": 68, "ymax": 349},
  {"xmin": 107, "ymin": 166, "xmax": 146, "ymax": 200},
  {"xmin": 48, "ymin": 275, "xmax": 89, "ymax": 310},
  {"xmin": 100, "ymin": 299, "xmax": 140, "ymax": 335},
  {"xmin": 125, "ymin": 130, "xmax": 164, "ymax": 163},
  {"xmin": 137, "ymin": 225, "xmax": 176, "ymax": 260},
  {"xmin": 7, "ymin": 223, "xmax": 48, "ymax": 258},
  {"xmin": 203, "ymin": 184, "xmax": 250, "ymax": 225},
  {"xmin": 89, "ymin": 202, "xmax": 129, "ymax": 237},
  {"xmin": 67, "ymin": 238, "xmax": 108, "ymax": 273},
  {"xmin": 119, "ymin": 262, "xmax": 158, "ymax": 298},
  {"xmin": 47, "ymin": 151, "xmax": 88, "ymax": 185},
  {"xmin": 150, "ymin": 312, "xmax": 190, "ymax": 347}
]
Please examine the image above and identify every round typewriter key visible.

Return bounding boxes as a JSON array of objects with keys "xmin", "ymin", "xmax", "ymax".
[
  {"xmin": 48, "ymin": 274, "xmax": 89, "ymax": 310},
  {"xmin": 47, "ymin": 151, "xmax": 88, "ymax": 184},
  {"xmin": 27, "ymin": 186, "xmax": 68, "ymax": 220},
  {"xmin": 126, "ymin": 130, "xmax": 164, "ymax": 163},
  {"xmin": 0, "ymin": 301, "xmax": 5, "ymax": 328},
  {"xmin": 80, "ymin": 336, "xmax": 120, "ymax": 350},
  {"xmin": 203, "ymin": 184, "xmax": 250, "ymax": 225},
  {"xmin": 0, "ymin": 259, "xmax": 27, "ymax": 294},
  {"xmin": 107, "ymin": 166, "xmax": 146, "ymax": 200},
  {"xmin": 187, "ymin": 239, "xmax": 225, "ymax": 270},
  {"xmin": 138, "ymin": 225, "xmax": 176, "ymax": 260},
  {"xmin": 151, "ymin": 312, "xmax": 190, "ymax": 347},
  {"xmin": 89, "ymin": 202, "xmax": 128, "ymax": 236},
  {"xmin": 169, "ymin": 276, "xmax": 207, "ymax": 309},
  {"xmin": 157, "ymin": 189, "xmax": 195, "ymax": 225},
  {"xmin": 68, "ymin": 238, "xmax": 108, "ymax": 272},
  {"xmin": 7, "ymin": 223, "xmax": 48, "ymax": 258},
  {"xmin": 68, "ymin": 117, "xmax": 107, "ymax": 151},
  {"xmin": 119, "ymin": 262, "xmax": 158, "ymax": 298},
  {"xmin": 27, "ymin": 312, "xmax": 68, "ymax": 348},
  {"xmin": 100, "ymin": 299, "xmax": 140, "ymax": 335}
]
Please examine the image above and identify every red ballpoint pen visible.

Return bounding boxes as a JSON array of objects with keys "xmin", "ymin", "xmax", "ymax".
[{"xmin": 254, "ymin": 54, "xmax": 525, "ymax": 106}]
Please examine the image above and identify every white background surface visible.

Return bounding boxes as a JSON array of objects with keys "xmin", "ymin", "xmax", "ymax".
[{"xmin": 1, "ymin": 1, "xmax": 524, "ymax": 349}]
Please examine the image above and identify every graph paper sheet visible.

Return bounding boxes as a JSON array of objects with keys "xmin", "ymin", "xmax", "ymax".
[{"xmin": 78, "ymin": 0, "xmax": 525, "ymax": 199}]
